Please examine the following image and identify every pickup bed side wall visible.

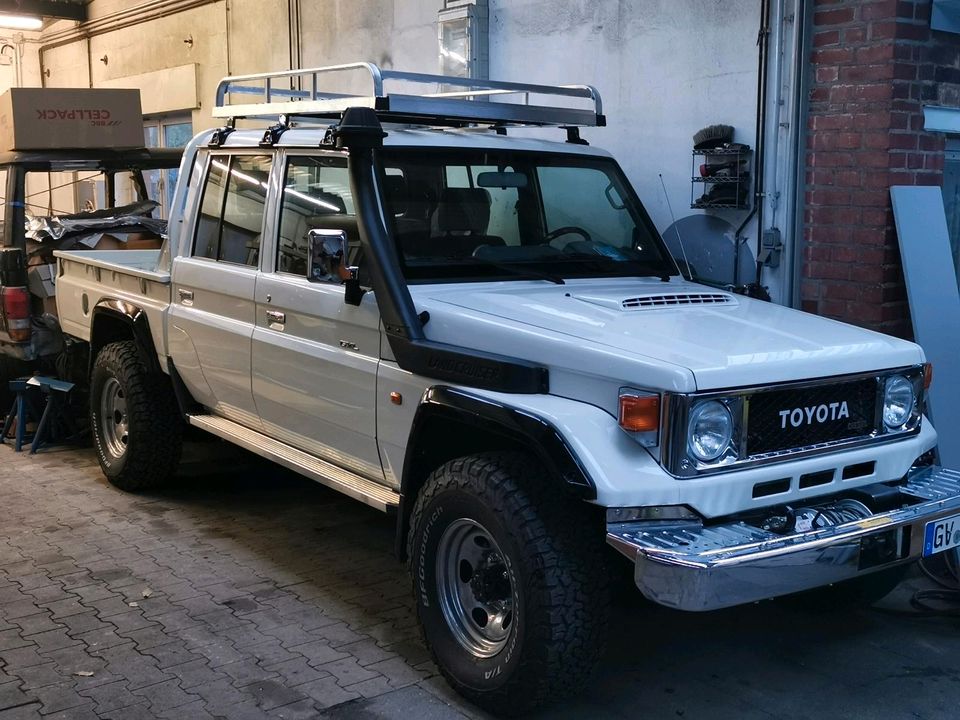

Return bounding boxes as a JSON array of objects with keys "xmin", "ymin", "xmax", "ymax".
[{"xmin": 56, "ymin": 255, "xmax": 169, "ymax": 371}]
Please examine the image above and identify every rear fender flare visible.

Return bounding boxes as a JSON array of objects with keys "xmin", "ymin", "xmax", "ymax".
[{"xmin": 89, "ymin": 299, "xmax": 159, "ymax": 375}]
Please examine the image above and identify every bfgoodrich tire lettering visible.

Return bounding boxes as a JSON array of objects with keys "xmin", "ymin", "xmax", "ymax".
[
  {"xmin": 90, "ymin": 340, "xmax": 182, "ymax": 491},
  {"xmin": 408, "ymin": 452, "xmax": 609, "ymax": 715}
]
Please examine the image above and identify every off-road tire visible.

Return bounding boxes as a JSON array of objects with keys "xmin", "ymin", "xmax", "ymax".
[
  {"xmin": 90, "ymin": 341, "xmax": 182, "ymax": 491},
  {"xmin": 408, "ymin": 452, "xmax": 610, "ymax": 716},
  {"xmin": 783, "ymin": 563, "xmax": 910, "ymax": 612}
]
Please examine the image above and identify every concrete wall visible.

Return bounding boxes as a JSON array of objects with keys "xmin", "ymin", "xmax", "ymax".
[
  {"xmin": 489, "ymin": 0, "xmax": 765, "ymax": 291},
  {"xmin": 14, "ymin": 1, "xmax": 780, "ymax": 294}
]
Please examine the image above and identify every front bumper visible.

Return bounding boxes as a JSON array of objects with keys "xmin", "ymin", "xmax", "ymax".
[{"xmin": 607, "ymin": 465, "xmax": 960, "ymax": 611}]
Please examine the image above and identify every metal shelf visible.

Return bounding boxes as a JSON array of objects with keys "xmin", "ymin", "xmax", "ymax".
[
  {"xmin": 213, "ymin": 62, "xmax": 604, "ymax": 128},
  {"xmin": 692, "ymin": 146, "xmax": 753, "ymax": 156},
  {"xmin": 691, "ymin": 201, "xmax": 748, "ymax": 209},
  {"xmin": 691, "ymin": 176, "xmax": 746, "ymax": 184}
]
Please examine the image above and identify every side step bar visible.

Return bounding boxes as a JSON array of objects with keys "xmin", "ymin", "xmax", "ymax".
[{"xmin": 187, "ymin": 414, "xmax": 400, "ymax": 512}]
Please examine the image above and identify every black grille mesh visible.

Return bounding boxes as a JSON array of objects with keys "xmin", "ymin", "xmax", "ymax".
[{"xmin": 746, "ymin": 379, "xmax": 878, "ymax": 456}]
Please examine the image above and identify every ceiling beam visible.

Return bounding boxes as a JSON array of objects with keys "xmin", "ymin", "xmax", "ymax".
[{"xmin": 0, "ymin": 1, "xmax": 87, "ymax": 21}]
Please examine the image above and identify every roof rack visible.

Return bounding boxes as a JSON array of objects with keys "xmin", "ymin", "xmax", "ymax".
[{"xmin": 213, "ymin": 62, "xmax": 604, "ymax": 128}]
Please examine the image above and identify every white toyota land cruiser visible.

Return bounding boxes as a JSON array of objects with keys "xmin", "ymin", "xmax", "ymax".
[{"xmin": 51, "ymin": 65, "xmax": 960, "ymax": 714}]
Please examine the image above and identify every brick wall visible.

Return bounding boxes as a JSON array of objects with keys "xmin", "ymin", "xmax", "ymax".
[{"xmin": 802, "ymin": 0, "xmax": 960, "ymax": 338}]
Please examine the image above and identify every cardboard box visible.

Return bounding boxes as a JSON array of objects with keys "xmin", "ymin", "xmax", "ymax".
[{"xmin": 0, "ymin": 88, "xmax": 144, "ymax": 151}]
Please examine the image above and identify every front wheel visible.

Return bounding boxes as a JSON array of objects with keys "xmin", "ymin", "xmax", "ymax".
[
  {"xmin": 90, "ymin": 340, "xmax": 182, "ymax": 491},
  {"xmin": 408, "ymin": 453, "xmax": 609, "ymax": 716}
]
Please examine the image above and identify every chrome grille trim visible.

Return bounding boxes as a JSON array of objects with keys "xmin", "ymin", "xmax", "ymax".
[
  {"xmin": 662, "ymin": 364, "xmax": 926, "ymax": 478},
  {"xmin": 621, "ymin": 292, "xmax": 734, "ymax": 309}
]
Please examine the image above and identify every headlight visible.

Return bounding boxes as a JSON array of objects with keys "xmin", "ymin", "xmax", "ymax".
[
  {"xmin": 883, "ymin": 375, "xmax": 915, "ymax": 428},
  {"xmin": 687, "ymin": 400, "xmax": 733, "ymax": 462}
]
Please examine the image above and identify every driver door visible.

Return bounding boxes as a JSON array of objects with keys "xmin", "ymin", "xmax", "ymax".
[{"xmin": 252, "ymin": 152, "xmax": 384, "ymax": 481}]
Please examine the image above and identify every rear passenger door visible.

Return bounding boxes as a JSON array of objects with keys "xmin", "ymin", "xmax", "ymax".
[
  {"xmin": 168, "ymin": 152, "xmax": 271, "ymax": 429},
  {"xmin": 252, "ymin": 152, "xmax": 384, "ymax": 482}
]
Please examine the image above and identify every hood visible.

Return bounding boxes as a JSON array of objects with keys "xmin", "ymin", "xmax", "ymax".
[{"xmin": 415, "ymin": 278, "xmax": 924, "ymax": 390}]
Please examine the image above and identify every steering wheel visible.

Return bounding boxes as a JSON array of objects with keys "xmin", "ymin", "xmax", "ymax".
[{"xmin": 543, "ymin": 226, "xmax": 592, "ymax": 245}]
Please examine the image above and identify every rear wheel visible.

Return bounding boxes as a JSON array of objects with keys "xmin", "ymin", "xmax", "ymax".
[
  {"xmin": 408, "ymin": 452, "xmax": 609, "ymax": 716},
  {"xmin": 90, "ymin": 341, "xmax": 182, "ymax": 491}
]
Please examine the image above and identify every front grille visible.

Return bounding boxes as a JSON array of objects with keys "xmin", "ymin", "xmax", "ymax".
[{"xmin": 745, "ymin": 378, "xmax": 878, "ymax": 457}]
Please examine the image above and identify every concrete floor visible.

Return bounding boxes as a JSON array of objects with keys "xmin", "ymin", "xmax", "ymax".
[{"xmin": 0, "ymin": 438, "xmax": 957, "ymax": 720}]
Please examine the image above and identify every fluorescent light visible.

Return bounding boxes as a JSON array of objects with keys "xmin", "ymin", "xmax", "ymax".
[{"xmin": 0, "ymin": 14, "xmax": 42, "ymax": 31}]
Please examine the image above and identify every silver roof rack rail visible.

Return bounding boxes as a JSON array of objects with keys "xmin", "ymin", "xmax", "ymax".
[{"xmin": 213, "ymin": 62, "xmax": 604, "ymax": 128}]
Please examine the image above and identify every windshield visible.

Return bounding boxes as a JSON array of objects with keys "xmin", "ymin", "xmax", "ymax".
[{"xmin": 381, "ymin": 149, "xmax": 677, "ymax": 282}]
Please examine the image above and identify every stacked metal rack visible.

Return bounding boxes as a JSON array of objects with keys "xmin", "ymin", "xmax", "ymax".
[
  {"xmin": 690, "ymin": 145, "xmax": 752, "ymax": 210},
  {"xmin": 213, "ymin": 62, "xmax": 604, "ymax": 129}
]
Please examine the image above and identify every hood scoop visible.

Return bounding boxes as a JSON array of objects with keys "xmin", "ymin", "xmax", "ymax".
[
  {"xmin": 622, "ymin": 292, "xmax": 736, "ymax": 309},
  {"xmin": 573, "ymin": 290, "xmax": 737, "ymax": 311}
]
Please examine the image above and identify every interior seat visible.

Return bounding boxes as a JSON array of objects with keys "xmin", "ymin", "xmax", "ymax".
[{"xmin": 427, "ymin": 187, "xmax": 505, "ymax": 258}]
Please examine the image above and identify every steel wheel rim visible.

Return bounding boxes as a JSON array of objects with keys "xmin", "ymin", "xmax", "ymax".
[
  {"xmin": 99, "ymin": 377, "xmax": 129, "ymax": 459},
  {"xmin": 436, "ymin": 518, "xmax": 515, "ymax": 659}
]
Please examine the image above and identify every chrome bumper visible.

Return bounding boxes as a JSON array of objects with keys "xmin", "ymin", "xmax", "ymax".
[{"xmin": 607, "ymin": 465, "xmax": 960, "ymax": 612}]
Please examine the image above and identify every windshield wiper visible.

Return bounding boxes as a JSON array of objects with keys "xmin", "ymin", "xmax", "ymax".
[
  {"xmin": 446, "ymin": 256, "xmax": 565, "ymax": 285},
  {"xmin": 556, "ymin": 253, "xmax": 671, "ymax": 282}
]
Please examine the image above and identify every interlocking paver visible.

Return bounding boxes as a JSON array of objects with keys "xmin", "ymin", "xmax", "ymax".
[
  {"xmin": 78, "ymin": 679, "xmax": 145, "ymax": 713},
  {"xmin": 285, "ymin": 639, "xmax": 349, "ymax": 668},
  {"xmin": 164, "ymin": 658, "xmax": 225, "ymax": 690},
  {"xmin": 317, "ymin": 657, "xmax": 380, "ymax": 686},
  {"xmin": 130, "ymin": 678, "xmax": 198, "ymax": 712},
  {"xmin": 242, "ymin": 679, "xmax": 306, "ymax": 712},
  {"xmin": 262, "ymin": 657, "xmax": 330, "ymax": 688},
  {"xmin": 290, "ymin": 676, "xmax": 359, "ymax": 710}
]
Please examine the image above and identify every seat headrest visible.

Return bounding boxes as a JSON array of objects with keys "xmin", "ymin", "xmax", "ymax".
[
  {"xmin": 385, "ymin": 175, "xmax": 407, "ymax": 216},
  {"xmin": 436, "ymin": 187, "xmax": 491, "ymax": 234}
]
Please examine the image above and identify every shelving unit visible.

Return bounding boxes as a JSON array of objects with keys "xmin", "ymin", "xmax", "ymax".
[{"xmin": 690, "ymin": 145, "xmax": 752, "ymax": 210}]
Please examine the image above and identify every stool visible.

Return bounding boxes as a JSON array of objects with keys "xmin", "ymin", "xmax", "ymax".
[
  {"xmin": 1, "ymin": 376, "xmax": 78, "ymax": 453},
  {"xmin": 27, "ymin": 376, "xmax": 78, "ymax": 454},
  {"xmin": 1, "ymin": 378, "xmax": 44, "ymax": 452}
]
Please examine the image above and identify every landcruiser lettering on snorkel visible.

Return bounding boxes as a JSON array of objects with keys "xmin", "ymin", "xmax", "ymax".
[
  {"xmin": 427, "ymin": 355, "xmax": 502, "ymax": 382},
  {"xmin": 778, "ymin": 401, "xmax": 850, "ymax": 429}
]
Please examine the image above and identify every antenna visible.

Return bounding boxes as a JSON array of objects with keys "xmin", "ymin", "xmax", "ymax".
[{"xmin": 659, "ymin": 173, "xmax": 691, "ymax": 280}]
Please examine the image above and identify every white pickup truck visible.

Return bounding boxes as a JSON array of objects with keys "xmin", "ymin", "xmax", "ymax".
[{"xmin": 52, "ymin": 64, "xmax": 960, "ymax": 714}]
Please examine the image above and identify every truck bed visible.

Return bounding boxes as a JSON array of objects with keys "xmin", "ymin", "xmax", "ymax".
[{"xmin": 54, "ymin": 249, "xmax": 171, "ymax": 355}]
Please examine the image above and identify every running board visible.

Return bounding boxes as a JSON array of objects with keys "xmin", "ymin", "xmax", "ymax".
[{"xmin": 187, "ymin": 414, "xmax": 399, "ymax": 512}]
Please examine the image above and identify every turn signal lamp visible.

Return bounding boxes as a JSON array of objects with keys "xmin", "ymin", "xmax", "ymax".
[
  {"xmin": 618, "ymin": 393, "xmax": 659, "ymax": 433},
  {"xmin": 924, "ymin": 362, "xmax": 933, "ymax": 390}
]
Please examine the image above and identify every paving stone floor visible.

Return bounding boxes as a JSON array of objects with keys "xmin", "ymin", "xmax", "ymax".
[{"xmin": 0, "ymin": 438, "xmax": 958, "ymax": 720}]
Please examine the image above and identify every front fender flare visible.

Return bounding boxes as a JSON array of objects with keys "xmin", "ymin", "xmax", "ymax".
[{"xmin": 395, "ymin": 385, "xmax": 595, "ymax": 558}]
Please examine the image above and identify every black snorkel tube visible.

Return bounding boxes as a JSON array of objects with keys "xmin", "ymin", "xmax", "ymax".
[{"xmin": 333, "ymin": 107, "xmax": 549, "ymax": 394}]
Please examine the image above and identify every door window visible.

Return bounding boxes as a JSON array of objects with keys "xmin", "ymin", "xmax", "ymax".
[
  {"xmin": 193, "ymin": 155, "xmax": 271, "ymax": 267},
  {"xmin": 277, "ymin": 155, "xmax": 355, "ymax": 276}
]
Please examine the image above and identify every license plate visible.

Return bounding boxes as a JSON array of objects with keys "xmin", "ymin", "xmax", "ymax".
[{"xmin": 923, "ymin": 514, "xmax": 960, "ymax": 557}]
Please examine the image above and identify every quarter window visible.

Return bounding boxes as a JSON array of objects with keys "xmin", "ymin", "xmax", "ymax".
[{"xmin": 193, "ymin": 155, "xmax": 271, "ymax": 267}]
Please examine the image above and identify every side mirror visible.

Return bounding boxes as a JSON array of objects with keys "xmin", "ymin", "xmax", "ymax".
[{"xmin": 307, "ymin": 229, "xmax": 354, "ymax": 284}]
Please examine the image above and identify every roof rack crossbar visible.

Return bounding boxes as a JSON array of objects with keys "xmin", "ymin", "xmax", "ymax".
[{"xmin": 213, "ymin": 62, "xmax": 603, "ymax": 128}]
